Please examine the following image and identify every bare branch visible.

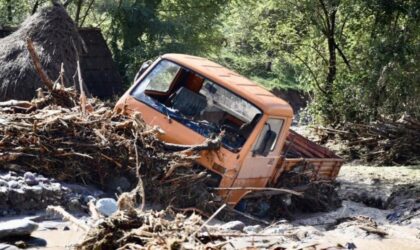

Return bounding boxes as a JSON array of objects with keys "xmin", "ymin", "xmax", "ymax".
[
  {"xmin": 318, "ymin": 0, "xmax": 331, "ymax": 31},
  {"xmin": 79, "ymin": 0, "xmax": 95, "ymax": 27},
  {"xmin": 335, "ymin": 42, "xmax": 352, "ymax": 70},
  {"xmin": 286, "ymin": 50, "xmax": 327, "ymax": 95}
]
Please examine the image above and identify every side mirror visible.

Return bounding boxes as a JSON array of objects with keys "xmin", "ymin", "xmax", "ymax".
[
  {"xmin": 134, "ymin": 60, "xmax": 152, "ymax": 82},
  {"xmin": 254, "ymin": 129, "xmax": 276, "ymax": 156}
]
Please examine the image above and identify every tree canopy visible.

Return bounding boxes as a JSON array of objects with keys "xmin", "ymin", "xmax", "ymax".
[{"xmin": 0, "ymin": 0, "xmax": 418, "ymax": 124}]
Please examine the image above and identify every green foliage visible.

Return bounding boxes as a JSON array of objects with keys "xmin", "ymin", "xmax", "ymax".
[
  {"xmin": 0, "ymin": 0, "xmax": 33, "ymax": 25},
  {"xmin": 93, "ymin": 0, "xmax": 227, "ymax": 85},
  {"xmin": 218, "ymin": 0, "xmax": 420, "ymax": 123},
  {"xmin": 0, "ymin": 0, "xmax": 418, "ymax": 124}
]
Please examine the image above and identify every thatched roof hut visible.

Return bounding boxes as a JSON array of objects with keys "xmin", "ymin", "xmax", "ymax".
[{"xmin": 0, "ymin": 5, "xmax": 122, "ymax": 101}]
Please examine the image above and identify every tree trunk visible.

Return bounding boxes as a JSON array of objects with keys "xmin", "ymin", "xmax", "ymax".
[
  {"xmin": 325, "ymin": 18, "xmax": 337, "ymax": 123},
  {"xmin": 74, "ymin": 0, "xmax": 83, "ymax": 27},
  {"xmin": 319, "ymin": 0, "xmax": 338, "ymax": 124},
  {"xmin": 6, "ymin": 0, "xmax": 12, "ymax": 22}
]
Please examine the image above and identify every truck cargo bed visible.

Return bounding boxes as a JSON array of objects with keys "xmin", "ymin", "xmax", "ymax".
[{"xmin": 272, "ymin": 129, "xmax": 344, "ymax": 184}]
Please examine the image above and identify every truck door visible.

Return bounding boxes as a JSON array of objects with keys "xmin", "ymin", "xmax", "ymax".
[{"xmin": 235, "ymin": 118, "xmax": 286, "ymax": 185}]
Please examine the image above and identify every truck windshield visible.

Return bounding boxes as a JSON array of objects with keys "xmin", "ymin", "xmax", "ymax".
[
  {"xmin": 131, "ymin": 60, "xmax": 262, "ymax": 151},
  {"xmin": 199, "ymin": 80, "xmax": 260, "ymax": 122}
]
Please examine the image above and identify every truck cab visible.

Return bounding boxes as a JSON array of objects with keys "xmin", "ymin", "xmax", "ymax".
[{"xmin": 115, "ymin": 54, "xmax": 342, "ymax": 206}]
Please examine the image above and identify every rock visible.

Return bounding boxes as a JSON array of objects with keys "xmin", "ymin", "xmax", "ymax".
[
  {"xmin": 25, "ymin": 236, "xmax": 47, "ymax": 247},
  {"xmin": 37, "ymin": 177, "xmax": 50, "ymax": 184},
  {"xmin": 67, "ymin": 197, "xmax": 82, "ymax": 212},
  {"xmin": 96, "ymin": 198, "xmax": 117, "ymax": 216},
  {"xmin": 0, "ymin": 180, "xmax": 7, "ymax": 187},
  {"xmin": 296, "ymin": 230, "xmax": 308, "ymax": 240},
  {"xmin": 24, "ymin": 172, "xmax": 38, "ymax": 186},
  {"xmin": 24, "ymin": 185, "xmax": 43, "ymax": 196},
  {"xmin": 7, "ymin": 180, "xmax": 19, "ymax": 189},
  {"xmin": 13, "ymin": 241, "xmax": 26, "ymax": 249},
  {"xmin": 221, "ymin": 221, "xmax": 245, "ymax": 231},
  {"xmin": 48, "ymin": 183, "xmax": 62, "ymax": 192},
  {"xmin": 244, "ymin": 225, "xmax": 262, "ymax": 234},
  {"xmin": 85, "ymin": 195, "xmax": 96, "ymax": 202},
  {"xmin": 345, "ymin": 242, "xmax": 357, "ymax": 250},
  {"xmin": 0, "ymin": 243, "xmax": 19, "ymax": 250},
  {"xmin": 0, "ymin": 219, "xmax": 38, "ymax": 239},
  {"xmin": 8, "ymin": 189, "xmax": 26, "ymax": 209},
  {"xmin": 262, "ymin": 223, "xmax": 293, "ymax": 234}
]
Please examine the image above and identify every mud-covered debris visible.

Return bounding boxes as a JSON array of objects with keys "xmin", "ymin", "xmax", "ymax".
[{"xmin": 315, "ymin": 115, "xmax": 420, "ymax": 165}]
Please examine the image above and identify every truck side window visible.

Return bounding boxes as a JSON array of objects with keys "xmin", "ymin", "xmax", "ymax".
[
  {"xmin": 254, "ymin": 118, "xmax": 284, "ymax": 155},
  {"xmin": 137, "ymin": 60, "xmax": 180, "ymax": 94}
]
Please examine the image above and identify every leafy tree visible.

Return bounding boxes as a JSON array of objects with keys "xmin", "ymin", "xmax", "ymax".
[
  {"xmin": 218, "ymin": 0, "xmax": 419, "ymax": 124},
  {"xmin": 0, "ymin": 0, "xmax": 418, "ymax": 125},
  {"xmin": 93, "ymin": 0, "xmax": 226, "ymax": 85}
]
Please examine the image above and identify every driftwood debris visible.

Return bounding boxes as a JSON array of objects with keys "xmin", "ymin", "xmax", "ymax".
[
  {"xmin": 316, "ymin": 116, "xmax": 420, "ymax": 165},
  {"xmin": 0, "ymin": 38, "xmax": 225, "ymax": 218}
]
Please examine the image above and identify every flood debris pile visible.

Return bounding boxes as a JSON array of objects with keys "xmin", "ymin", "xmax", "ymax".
[
  {"xmin": 0, "ymin": 89, "xmax": 223, "ymax": 213},
  {"xmin": 76, "ymin": 208, "xmax": 217, "ymax": 250},
  {"xmin": 0, "ymin": 31, "xmax": 224, "ymax": 216},
  {"xmin": 317, "ymin": 116, "xmax": 420, "ymax": 165},
  {"xmin": 0, "ymin": 4, "xmax": 86, "ymax": 101}
]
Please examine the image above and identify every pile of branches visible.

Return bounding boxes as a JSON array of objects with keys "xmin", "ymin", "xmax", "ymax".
[
  {"xmin": 74, "ymin": 207, "xmax": 224, "ymax": 249},
  {"xmin": 0, "ymin": 94, "xmax": 223, "ymax": 211},
  {"xmin": 318, "ymin": 116, "xmax": 420, "ymax": 165},
  {"xmin": 0, "ymin": 39, "xmax": 223, "ymax": 216}
]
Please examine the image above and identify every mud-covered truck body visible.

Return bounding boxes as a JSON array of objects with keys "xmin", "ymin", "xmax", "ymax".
[{"xmin": 115, "ymin": 54, "xmax": 343, "ymax": 206}]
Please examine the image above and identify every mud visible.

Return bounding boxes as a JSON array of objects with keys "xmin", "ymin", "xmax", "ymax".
[{"xmin": 1, "ymin": 164, "xmax": 418, "ymax": 249}]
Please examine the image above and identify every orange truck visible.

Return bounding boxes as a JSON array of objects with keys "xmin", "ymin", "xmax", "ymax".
[{"xmin": 115, "ymin": 54, "xmax": 343, "ymax": 208}]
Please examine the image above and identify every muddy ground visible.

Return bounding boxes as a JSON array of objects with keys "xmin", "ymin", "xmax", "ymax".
[{"xmin": 1, "ymin": 164, "xmax": 419, "ymax": 249}]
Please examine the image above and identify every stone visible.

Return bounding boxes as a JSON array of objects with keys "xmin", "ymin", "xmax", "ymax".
[
  {"xmin": 8, "ymin": 189, "xmax": 26, "ymax": 208},
  {"xmin": 25, "ymin": 237, "xmax": 47, "ymax": 247},
  {"xmin": 7, "ymin": 180, "xmax": 19, "ymax": 189},
  {"xmin": 13, "ymin": 241, "xmax": 26, "ymax": 249},
  {"xmin": 296, "ymin": 230, "xmax": 308, "ymax": 240},
  {"xmin": 67, "ymin": 197, "xmax": 82, "ymax": 212},
  {"xmin": 37, "ymin": 177, "xmax": 50, "ymax": 184},
  {"xmin": 0, "ymin": 219, "xmax": 38, "ymax": 239},
  {"xmin": 24, "ymin": 172, "xmax": 38, "ymax": 186},
  {"xmin": 0, "ymin": 243, "xmax": 19, "ymax": 250},
  {"xmin": 24, "ymin": 172, "xmax": 34, "ymax": 179},
  {"xmin": 83, "ymin": 195, "xmax": 96, "ymax": 204},
  {"xmin": 96, "ymin": 198, "xmax": 118, "ymax": 216},
  {"xmin": 262, "ymin": 223, "xmax": 293, "ymax": 234},
  {"xmin": 24, "ymin": 185, "xmax": 43, "ymax": 196},
  {"xmin": 221, "ymin": 221, "xmax": 245, "ymax": 231},
  {"xmin": 345, "ymin": 242, "xmax": 357, "ymax": 250},
  {"xmin": 0, "ymin": 180, "xmax": 7, "ymax": 187},
  {"xmin": 244, "ymin": 225, "xmax": 262, "ymax": 234},
  {"xmin": 48, "ymin": 183, "xmax": 62, "ymax": 192}
]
